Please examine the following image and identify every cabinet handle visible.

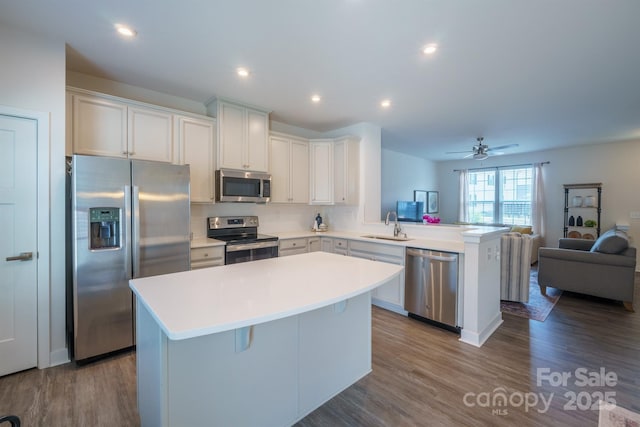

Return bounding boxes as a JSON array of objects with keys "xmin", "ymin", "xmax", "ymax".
[{"xmin": 204, "ymin": 253, "xmax": 209, "ymax": 257}]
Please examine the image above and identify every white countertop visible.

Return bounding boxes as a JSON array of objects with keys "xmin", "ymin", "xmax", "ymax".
[
  {"xmin": 130, "ymin": 252, "xmax": 403, "ymax": 341},
  {"xmin": 190, "ymin": 237, "xmax": 225, "ymax": 249},
  {"xmin": 272, "ymin": 230, "xmax": 467, "ymax": 253}
]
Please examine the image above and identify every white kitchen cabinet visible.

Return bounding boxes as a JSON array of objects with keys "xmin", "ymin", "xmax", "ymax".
[
  {"xmin": 333, "ymin": 238, "xmax": 349, "ymax": 255},
  {"xmin": 348, "ymin": 240, "xmax": 405, "ymax": 313},
  {"xmin": 321, "ymin": 237, "xmax": 334, "ymax": 253},
  {"xmin": 70, "ymin": 90, "xmax": 176, "ymax": 163},
  {"xmin": 308, "ymin": 237, "xmax": 321, "ymax": 252},
  {"xmin": 214, "ymin": 100, "xmax": 269, "ymax": 172},
  {"xmin": 269, "ymin": 134, "xmax": 309, "ymax": 203},
  {"xmin": 279, "ymin": 238, "xmax": 308, "ymax": 257},
  {"xmin": 190, "ymin": 246, "xmax": 225, "ymax": 270},
  {"xmin": 177, "ymin": 116, "xmax": 216, "ymax": 203},
  {"xmin": 72, "ymin": 93, "xmax": 127, "ymax": 158},
  {"xmin": 333, "ymin": 136, "xmax": 360, "ymax": 205},
  {"xmin": 309, "ymin": 140, "xmax": 333, "ymax": 205},
  {"xmin": 128, "ymin": 106, "xmax": 174, "ymax": 162}
]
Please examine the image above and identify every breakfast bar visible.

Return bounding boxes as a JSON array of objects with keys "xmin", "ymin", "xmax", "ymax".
[{"xmin": 130, "ymin": 252, "xmax": 404, "ymax": 427}]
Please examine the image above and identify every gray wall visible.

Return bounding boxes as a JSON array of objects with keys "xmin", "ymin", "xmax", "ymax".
[{"xmin": 381, "ymin": 148, "xmax": 438, "ymax": 219}]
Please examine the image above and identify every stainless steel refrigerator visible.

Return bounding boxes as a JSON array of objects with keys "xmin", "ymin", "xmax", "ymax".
[{"xmin": 69, "ymin": 154, "xmax": 190, "ymax": 361}]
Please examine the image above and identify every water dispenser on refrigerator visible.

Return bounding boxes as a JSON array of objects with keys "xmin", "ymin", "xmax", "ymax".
[{"xmin": 89, "ymin": 207, "xmax": 120, "ymax": 249}]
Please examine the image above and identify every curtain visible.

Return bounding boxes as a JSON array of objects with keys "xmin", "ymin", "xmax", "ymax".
[
  {"xmin": 458, "ymin": 169, "xmax": 469, "ymax": 223},
  {"xmin": 531, "ymin": 162, "xmax": 545, "ymax": 237}
]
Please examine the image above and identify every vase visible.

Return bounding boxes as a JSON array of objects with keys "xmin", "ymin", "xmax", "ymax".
[
  {"xmin": 572, "ymin": 196, "xmax": 583, "ymax": 207},
  {"xmin": 569, "ymin": 215, "xmax": 575, "ymax": 226},
  {"xmin": 576, "ymin": 216, "xmax": 583, "ymax": 226}
]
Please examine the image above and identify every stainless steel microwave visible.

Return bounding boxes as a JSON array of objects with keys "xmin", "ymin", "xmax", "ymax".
[{"xmin": 215, "ymin": 169, "xmax": 271, "ymax": 203}]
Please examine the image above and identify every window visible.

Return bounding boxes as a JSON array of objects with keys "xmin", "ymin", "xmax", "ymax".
[{"xmin": 467, "ymin": 166, "xmax": 533, "ymax": 226}]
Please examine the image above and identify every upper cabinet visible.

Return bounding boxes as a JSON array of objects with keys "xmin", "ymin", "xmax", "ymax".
[
  {"xmin": 70, "ymin": 91, "xmax": 176, "ymax": 163},
  {"xmin": 309, "ymin": 136, "xmax": 360, "ymax": 205},
  {"xmin": 177, "ymin": 116, "xmax": 216, "ymax": 203},
  {"xmin": 309, "ymin": 140, "xmax": 334, "ymax": 205},
  {"xmin": 210, "ymin": 99, "xmax": 270, "ymax": 172},
  {"xmin": 269, "ymin": 133, "xmax": 309, "ymax": 203},
  {"xmin": 333, "ymin": 136, "xmax": 359, "ymax": 205},
  {"xmin": 128, "ymin": 106, "xmax": 174, "ymax": 162}
]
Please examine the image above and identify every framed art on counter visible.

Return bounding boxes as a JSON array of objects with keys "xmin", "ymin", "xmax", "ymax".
[{"xmin": 427, "ymin": 191, "xmax": 439, "ymax": 213}]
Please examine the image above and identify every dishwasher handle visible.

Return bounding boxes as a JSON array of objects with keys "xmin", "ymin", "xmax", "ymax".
[{"xmin": 406, "ymin": 248, "xmax": 457, "ymax": 262}]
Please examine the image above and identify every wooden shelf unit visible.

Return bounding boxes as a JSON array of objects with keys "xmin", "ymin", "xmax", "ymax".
[{"xmin": 563, "ymin": 183, "xmax": 602, "ymax": 239}]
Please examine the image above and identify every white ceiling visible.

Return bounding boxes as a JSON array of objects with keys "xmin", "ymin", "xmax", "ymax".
[{"xmin": 3, "ymin": 0, "xmax": 640, "ymax": 160}]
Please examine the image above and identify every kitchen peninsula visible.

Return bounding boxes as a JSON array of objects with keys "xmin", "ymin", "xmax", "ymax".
[{"xmin": 130, "ymin": 251, "xmax": 403, "ymax": 427}]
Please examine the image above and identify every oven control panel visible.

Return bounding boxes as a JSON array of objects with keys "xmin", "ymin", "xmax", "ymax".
[{"xmin": 208, "ymin": 216, "xmax": 259, "ymax": 230}]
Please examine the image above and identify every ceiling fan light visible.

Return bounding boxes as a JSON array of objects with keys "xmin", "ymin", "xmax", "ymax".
[{"xmin": 473, "ymin": 152, "xmax": 488, "ymax": 160}]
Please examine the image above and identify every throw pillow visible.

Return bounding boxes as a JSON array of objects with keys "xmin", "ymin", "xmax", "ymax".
[
  {"xmin": 590, "ymin": 229, "xmax": 629, "ymax": 254},
  {"xmin": 511, "ymin": 225, "xmax": 533, "ymax": 234}
]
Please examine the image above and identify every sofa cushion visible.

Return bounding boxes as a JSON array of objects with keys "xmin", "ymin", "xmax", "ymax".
[
  {"xmin": 590, "ymin": 229, "xmax": 629, "ymax": 254},
  {"xmin": 511, "ymin": 225, "xmax": 533, "ymax": 234}
]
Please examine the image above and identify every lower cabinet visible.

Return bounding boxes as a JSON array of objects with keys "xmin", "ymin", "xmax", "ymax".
[
  {"xmin": 190, "ymin": 246, "xmax": 225, "ymax": 270},
  {"xmin": 279, "ymin": 238, "xmax": 309, "ymax": 257},
  {"xmin": 308, "ymin": 237, "xmax": 321, "ymax": 252},
  {"xmin": 348, "ymin": 240, "xmax": 406, "ymax": 314}
]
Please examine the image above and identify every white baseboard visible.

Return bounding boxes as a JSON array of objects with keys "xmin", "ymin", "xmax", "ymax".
[{"xmin": 49, "ymin": 347, "xmax": 70, "ymax": 367}]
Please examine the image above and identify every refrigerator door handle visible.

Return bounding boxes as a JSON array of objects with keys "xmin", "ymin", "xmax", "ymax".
[
  {"xmin": 124, "ymin": 185, "xmax": 133, "ymax": 279},
  {"xmin": 132, "ymin": 185, "xmax": 141, "ymax": 278}
]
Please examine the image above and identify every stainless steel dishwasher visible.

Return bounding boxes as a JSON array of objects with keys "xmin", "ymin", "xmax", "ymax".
[{"xmin": 404, "ymin": 248, "xmax": 460, "ymax": 332}]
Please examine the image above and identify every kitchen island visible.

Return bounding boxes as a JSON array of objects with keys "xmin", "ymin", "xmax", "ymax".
[{"xmin": 130, "ymin": 251, "xmax": 403, "ymax": 427}]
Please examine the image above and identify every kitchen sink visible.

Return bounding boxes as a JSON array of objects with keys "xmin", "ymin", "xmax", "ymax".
[{"xmin": 361, "ymin": 234, "xmax": 413, "ymax": 242}]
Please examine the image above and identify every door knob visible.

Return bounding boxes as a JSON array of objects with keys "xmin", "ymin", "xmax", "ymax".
[{"xmin": 6, "ymin": 252, "xmax": 33, "ymax": 262}]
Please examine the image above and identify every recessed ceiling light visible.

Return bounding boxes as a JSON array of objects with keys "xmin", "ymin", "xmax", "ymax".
[
  {"xmin": 422, "ymin": 43, "xmax": 438, "ymax": 55},
  {"xmin": 311, "ymin": 94, "xmax": 321, "ymax": 103},
  {"xmin": 380, "ymin": 99, "xmax": 391, "ymax": 108},
  {"xmin": 237, "ymin": 68, "xmax": 250, "ymax": 78},
  {"xmin": 115, "ymin": 24, "xmax": 137, "ymax": 38}
]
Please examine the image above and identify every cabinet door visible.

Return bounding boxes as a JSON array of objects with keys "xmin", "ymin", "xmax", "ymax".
[
  {"xmin": 269, "ymin": 136, "xmax": 291, "ymax": 203},
  {"xmin": 334, "ymin": 140, "xmax": 346, "ymax": 204},
  {"xmin": 308, "ymin": 238, "xmax": 321, "ymax": 252},
  {"xmin": 334, "ymin": 137, "xmax": 359, "ymax": 205},
  {"xmin": 309, "ymin": 141, "xmax": 333, "ymax": 204},
  {"xmin": 72, "ymin": 94, "xmax": 127, "ymax": 158},
  {"xmin": 179, "ymin": 116, "xmax": 215, "ymax": 203},
  {"xmin": 290, "ymin": 140, "xmax": 309, "ymax": 203},
  {"xmin": 218, "ymin": 102, "xmax": 245, "ymax": 170},
  {"xmin": 321, "ymin": 238, "xmax": 333, "ymax": 253},
  {"xmin": 246, "ymin": 109, "xmax": 269, "ymax": 172},
  {"xmin": 128, "ymin": 106, "xmax": 174, "ymax": 162}
]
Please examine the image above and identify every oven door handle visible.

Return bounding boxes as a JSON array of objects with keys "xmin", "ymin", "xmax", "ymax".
[{"xmin": 226, "ymin": 241, "xmax": 279, "ymax": 252}]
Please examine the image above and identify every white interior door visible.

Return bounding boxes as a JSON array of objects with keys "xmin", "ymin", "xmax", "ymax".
[{"xmin": 0, "ymin": 114, "xmax": 38, "ymax": 376}]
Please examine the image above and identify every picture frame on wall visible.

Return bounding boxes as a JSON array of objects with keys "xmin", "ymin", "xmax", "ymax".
[
  {"xmin": 413, "ymin": 190, "xmax": 427, "ymax": 214},
  {"xmin": 427, "ymin": 191, "xmax": 439, "ymax": 213}
]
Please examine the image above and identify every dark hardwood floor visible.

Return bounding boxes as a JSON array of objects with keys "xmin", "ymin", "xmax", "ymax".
[{"xmin": 1, "ymin": 275, "xmax": 638, "ymax": 427}]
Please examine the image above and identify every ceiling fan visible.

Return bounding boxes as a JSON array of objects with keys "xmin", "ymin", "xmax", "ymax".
[{"xmin": 447, "ymin": 137, "xmax": 519, "ymax": 160}]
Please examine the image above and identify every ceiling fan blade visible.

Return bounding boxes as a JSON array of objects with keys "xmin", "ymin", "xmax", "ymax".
[
  {"xmin": 487, "ymin": 143, "xmax": 519, "ymax": 151},
  {"xmin": 446, "ymin": 150, "xmax": 473, "ymax": 154},
  {"xmin": 463, "ymin": 152, "xmax": 475, "ymax": 159}
]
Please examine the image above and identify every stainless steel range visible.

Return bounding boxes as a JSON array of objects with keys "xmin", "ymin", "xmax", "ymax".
[{"xmin": 207, "ymin": 216, "xmax": 279, "ymax": 264}]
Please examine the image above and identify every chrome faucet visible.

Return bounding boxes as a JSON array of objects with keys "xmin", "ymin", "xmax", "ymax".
[{"xmin": 385, "ymin": 211, "xmax": 403, "ymax": 237}]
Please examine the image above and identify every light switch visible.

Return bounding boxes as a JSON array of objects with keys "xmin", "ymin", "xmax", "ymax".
[{"xmin": 630, "ymin": 211, "xmax": 640, "ymax": 219}]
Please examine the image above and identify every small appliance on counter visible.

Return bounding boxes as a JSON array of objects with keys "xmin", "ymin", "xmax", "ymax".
[{"xmin": 207, "ymin": 216, "xmax": 278, "ymax": 264}]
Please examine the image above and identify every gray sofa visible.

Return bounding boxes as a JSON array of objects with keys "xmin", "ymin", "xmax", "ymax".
[{"xmin": 537, "ymin": 229, "xmax": 636, "ymax": 311}]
